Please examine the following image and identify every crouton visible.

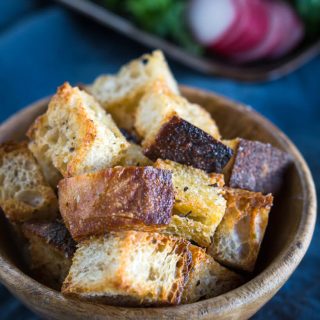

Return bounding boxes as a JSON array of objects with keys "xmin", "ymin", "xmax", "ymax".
[
  {"xmin": 21, "ymin": 220, "xmax": 76, "ymax": 289},
  {"xmin": 154, "ymin": 160, "xmax": 226, "ymax": 225},
  {"xmin": 164, "ymin": 214, "xmax": 213, "ymax": 247},
  {"xmin": 62, "ymin": 231, "xmax": 192, "ymax": 306},
  {"xmin": 117, "ymin": 143, "xmax": 153, "ymax": 166},
  {"xmin": 28, "ymin": 118, "xmax": 63, "ymax": 189},
  {"xmin": 144, "ymin": 116, "xmax": 232, "ymax": 173},
  {"xmin": 0, "ymin": 142, "xmax": 58, "ymax": 222},
  {"xmin": 27, "ymin": 83, "xmax": 129, "ymax": 178},
  {"xmin": 59, "ymin": 167, "xmax": 174, "ymax": 241},
  {"xmin": 135, "ymin": 79, "xmax": 220, "ymax": 140},
  {"xmin": 88, "ymin": 50, "xmax": 179, "ymax": 131},
  {"xmin": 155, "ymin": 160, "xmax": 226, "ymax": 246},
  {"xmin": 208, "ymin": 188, "xmax": 273, "ymax": 272},
  {"xmin": 182, "ymin": 246, "xmax": 243, "ymax": 303},
  {"xmin": 224, "ymin": 138, "xmax": 291, "ymax": 194}
]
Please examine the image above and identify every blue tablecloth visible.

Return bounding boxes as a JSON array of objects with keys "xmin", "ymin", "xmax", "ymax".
[{"xmin": 0, "ymin": 1, "xmax": 319, "ymax": 319}]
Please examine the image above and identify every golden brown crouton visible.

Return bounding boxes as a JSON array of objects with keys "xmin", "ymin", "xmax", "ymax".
[
  {"xmin": 62, "ymin": 231, "xmax": 192, "ymax": 306},
  {"xmin": 88, "ymin": 50, "xmax": 179, "ymax": 131},
  {"xmin": 0, "ymin": 142, "xmax": 58, "ymax": 222},
  {"xmin": 182, "ymin": 245, "xmax": 243, "ymax": 303},
  {"xmin": 155, "ymin": 160, "xmax": 226, "ymax": 247},
  {"xmin": 135, "ymin": 79, "xmax": 220, "ymax": 140},
  {"xmin": 27, "ymin": 82, "xmax": 129, "ymax": 178},
  {"xmin": 59, "ymin": 167, "xmax": 174, "ymax": 241},
  {"xmin": 208, "ymin": 188, "xmax": 273, "ymax": 272}
]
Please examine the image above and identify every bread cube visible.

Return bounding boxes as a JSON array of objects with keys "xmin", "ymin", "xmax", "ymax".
[
  {"xmin": 164, "ymin": 215, "xmax": 213, "ymax": 247},
  {"xmin": 144, "ymin": 116, "xmax": 232, "ymax": 173},
  {"xmin": 62, "ymin": 231, "xmax": 192, "ymax": 306},
  {"xmin": 27, "ymin": 83, "xmax": 129, "ymax": 178},
  {"xmin": 21, "ymin": 220, "xmax": 76, "ymax": 289},
  {"xmin": 0, "ymin": 142, "xmax": 58, "ymax": 222},
  {"xmin": 224, "ymin": 138, "xmax": 291, "ymax": 194},
  {"xmin": 135, "ymin": 79, "xmax": 220, "ymax": 140},
  {"xmin": 181, "ymin": 245, "xmax": 243, "ymax": 303},
  {"xmin": 88, "ymin": 50, "xmax": 179, "ymax": 131},
  {"xmin": 208, "ymin": 188, "xmax": 273, "ymax": 272},
  {"xmin": 59, "ymin": 167, "xmax": 174, "ymax": 241},
  {"xmin": 155, "ymin": 160, "xmax": 226, "ymax": 246},
  {"xmin": 117, "ymin": 143, "xmax": 153, "ymax": 166},
  {"xmin": 155, "ymin": 160, "xmax": 226, "ymax": 225}
]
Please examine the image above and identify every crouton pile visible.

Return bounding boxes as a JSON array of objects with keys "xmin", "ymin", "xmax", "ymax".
[{"xmin": 0, "ymin": 50, "xmax": 291, "ymax": 306}]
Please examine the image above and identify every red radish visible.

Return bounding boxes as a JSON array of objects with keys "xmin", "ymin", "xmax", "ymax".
[
  {"xmin": 211, "ymin": 0, "xmax": 270, "ymax": 55},
  {"xmin": 230, "ymin": 0, "xmax": 304, "ymax": 62},
  {"xmin": 187, "ymin": 0, "xmax": 237, "ymax": 46},
  {"xmin": 268, "ymin": 2, "xmax": 304, "ymax": 58},
  {"xmin": 187, "ymin": 0, "xmax": 305, "ymax": 63},
  {"xmin": 230, "ymin": 1, "xmax": 285, "ymax": 62}
]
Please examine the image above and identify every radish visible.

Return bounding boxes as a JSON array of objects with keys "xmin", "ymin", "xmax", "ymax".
[
  {"xmin": 187, "ymin": 0, "xmax": 305, "ymax": 63},
  {"xmin": 230, "ymin": 0, "xmax": 304, "ymax": 62},
  {"xmin": 268, "ymin": 2, "xmax": 304, "ymax": 58},
  {"xmin": 230, "ymin": 1, "xmax": 286, "ymax": 62},
  {"xmin": 211, "ymin": 0, "xmax": 270, "ymax": 55},
  {"xmin": 187, "ymin": 0, "xmax": 237, "ymax": 46}
]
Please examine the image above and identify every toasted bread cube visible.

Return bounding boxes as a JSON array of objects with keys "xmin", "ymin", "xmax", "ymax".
[
  {"xmin": 27, "ymin": 83, "xmax": 129, "ymax": 178},
  {"xmin": 62, "ymin": 231, "xmax": 192, "ymax": 306},
  {"xmin": 182, "ymin": 246, "xmax": 243, "ymax": 303},
  {"xmin": 135, "ymin": 79, "xmax": 220, "ymax": 140},
  {"xmin": 155, "ymin": 159, "xmax": 226, "ymax": 228},
  {"xmin": 21, "ymin": 220, "xmax": 76, "ymax": 289},
  {"xmin": 164, "ymin": 215, "xmax": 213, "ymax": 247},
  {"xmin": 145, "ymin": 116, "xmax": 232, "ymax": 173},
  {"xmin": 28, "ymin": 120, "xmax": 63, "ymax": 190},
  {"xmin": 117, "ymin": 143, "xmax": 153, "ymax": 166},
  {"xmin": 88, "ymin": 50, "xmax": 179, "ymax": 131},
  {"xmin": 59, "ymin": 167, "xmax": 174, "ymax": 241},
  {"xmin": 224, "ymin": 138, "xmax": 291, "ymax": 194},
  {"xmin": 0, "ymin": 142, "xmax": 58, "ymax": 222},
  {"xmin": 208, "ymin": 188, "xmax": 273, "ymax": 272}
]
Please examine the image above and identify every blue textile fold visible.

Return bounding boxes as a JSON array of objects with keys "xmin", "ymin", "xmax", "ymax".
[{"xmin": 0, "ymin": 1, "xmax": 319, "ymax": 319}]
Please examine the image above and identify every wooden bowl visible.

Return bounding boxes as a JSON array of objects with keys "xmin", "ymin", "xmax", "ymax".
[{"xmin": 0, "ymin": 86, "xmax": 316, "ymax": 319}]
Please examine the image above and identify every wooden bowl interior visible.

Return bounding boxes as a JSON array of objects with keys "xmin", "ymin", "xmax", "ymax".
[{"xmin": 0, "ymin": 86, "xmax": 315, "ymax": 320}]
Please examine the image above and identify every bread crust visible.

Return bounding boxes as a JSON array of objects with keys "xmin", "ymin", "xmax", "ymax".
[
  {"xmin": 21, "ymin": 220, "xmax": 76, "ymax": 288},
  {"xmin": 22, "ymin": 220, "xmax": 76, "ymax": 259},
  {"xmin": 59, "ymin": 167, "xmax": 174, "ymax": 241},
  {"xmin": 209, "ymin": 188, "xmax": 273, "ymax": 272},
  {"xmin": 228, "ymin": 139, "xmax": 291, "ymax": 194},
  {"xmin": 144, "ymin": 116, "xmax": 233, "ymax": 173}
]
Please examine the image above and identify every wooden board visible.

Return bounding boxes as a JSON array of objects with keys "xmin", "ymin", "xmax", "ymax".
[{"xmin": 53, "ymin": 0, "xmax": 320, "ymax": 82}]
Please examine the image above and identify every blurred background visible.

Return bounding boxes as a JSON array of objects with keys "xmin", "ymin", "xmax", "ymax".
[{"xmin": 0, "ymin": 0, "xmax": 319, "ymax": 319}]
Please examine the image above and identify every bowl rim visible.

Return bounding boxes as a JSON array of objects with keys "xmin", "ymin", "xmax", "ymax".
[{"xmin": 0, "ymin": 86, "xmax": 317, "ymax": 319}]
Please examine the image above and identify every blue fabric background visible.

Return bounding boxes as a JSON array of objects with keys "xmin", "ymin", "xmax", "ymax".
[{"xmin": 0, "ymin": 1, "xmax": 319, "ymax": 319}]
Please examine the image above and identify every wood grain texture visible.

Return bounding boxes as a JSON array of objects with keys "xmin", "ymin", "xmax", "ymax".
[{"xmin": 0, "ymin": 87, "xmax": 317, "ymax": 319}]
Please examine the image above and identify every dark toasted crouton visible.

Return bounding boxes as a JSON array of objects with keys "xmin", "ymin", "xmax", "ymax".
[
  {"xmin": 144, "ymin": 116, "xmax": 233, "ymax": 173},
  {"xmin": 227, "ymin": 139, "xmax": 291, "ymax": 194},
  {"xmin": 21, "ymin": 220, "xmax": 76, "ymax": 288},
  {"xmin": 59, "ymin": 167, "xmax": 174, "ymax": 241}
]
